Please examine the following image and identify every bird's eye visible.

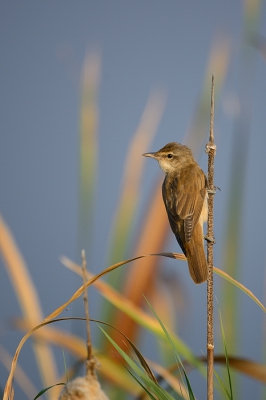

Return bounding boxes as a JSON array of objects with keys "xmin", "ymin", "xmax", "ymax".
[{"xmin": 167, "ymin": 154, "xmax": 173, "ymax": 159}]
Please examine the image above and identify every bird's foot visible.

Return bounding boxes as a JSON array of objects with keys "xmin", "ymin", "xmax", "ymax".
[
  {"xmin": 204, "ymin": 235, "xmax": 216, "ymax": 244},
  {"xmin": 205, "ymin": 142, "xmax": 217, "ymax": 155},
  {"xmin": 207, "ymin": 188, "xmax": 216, "ymax": 194},
  {"xmin": 207, "ymin": 185, "xmax": 221, "ymax": 194}
]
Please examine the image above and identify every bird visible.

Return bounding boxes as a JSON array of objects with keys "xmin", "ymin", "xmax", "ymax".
[{"xmin": 143, "ymin": 142, "xmax": 208, "ymax": 284}]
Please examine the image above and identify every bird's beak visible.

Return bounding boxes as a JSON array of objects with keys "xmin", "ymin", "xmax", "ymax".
[{"xmin": 142, "ymin": 152, "xmax": 157, "ymax": 159}]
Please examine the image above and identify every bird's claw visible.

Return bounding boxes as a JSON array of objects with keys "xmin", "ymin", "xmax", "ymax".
[
  {"xmin": 207, "ymin": 185, "xmax": 221, "ymax": 194},
  {"xmin": 205, "ymin": 142, "xmax": 217, "ymax": 155},
  {"xmin": 204, "ymin": 235, "xmax": 216, "ymax": 244}
]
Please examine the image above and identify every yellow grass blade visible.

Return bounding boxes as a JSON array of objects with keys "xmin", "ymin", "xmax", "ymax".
[
  {"xmin": 0, "ymin": 344, "xmax": 37, "ymax": 399},
  {"xmin": 164, "ymin": 355, "xmax": 266, "ymax": 384},
  {"xmin": 213, "ymin": 267, "xmax": 265, "ymax": 313},
  {"xmin": 78, "ymin": 52, "xmax": 100, "ymax": 249},
  {"xmin": 111, "ymin": 179, "xmax": 172, "ymax": 346},
  {"xmin": 108, "ymin": 89, "xmax": 166, "ymax": 264},
  {"xmin": 54, "ymin": 253, "xmax": 265, "ymax": 323},
  {"xmin": 0, "ymin": 216, "xmax": 58, "ymax": 399},
  {"xmin": 14, "ymin": 319, "xmax": 87, "ymax": 358},
  {"xmin": 3, "ymin": 318, "xmax": 63, "ymax": 400},
  {"xmin": 185, "ymin": 34, "xmax": 230, "ymax": 154},
  {"xmin": 61, "ymin": 256, "xmax": 202, "ymax": 371},
  {"xmin": 243, "ymin": 0, "xmax": 261, "ymax": 28},
  {"xmin": 61, "ymin": 256, "xmax": 184, "ymax": 339},
  {"xmin": 214, "ymin": 355, "xmax": 266, "ymax": 384}
]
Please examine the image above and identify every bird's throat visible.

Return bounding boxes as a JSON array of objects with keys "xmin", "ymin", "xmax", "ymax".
[{"xmin": 157, "ymin": 158, "xmax": 176, "ymax": 174}]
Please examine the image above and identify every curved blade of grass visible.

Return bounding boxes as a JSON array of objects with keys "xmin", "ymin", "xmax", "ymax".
[
  {"xmin": 213, "ymin": 267, "xmax": 266, "ymax": 313},
  {"xmin": 14, "ymin": 319, "xmax": 140, "ymax": 396},
  {"xmin": 0, "ymin": 215, "xmax": 58, "ymax": 399},
  {"xmin": 15, "ymin": 317, "xmax": 139, "ymax": 393},
  {"xmin": 3, "ymin": 319, "xmax": 71, "ymax": 400},
  {"xmin": 48, "ymin": 252, "xmax": 183, "ymax": 321},
  {"xmin": 61, "ymin": 255, "xmax": 204, "ymax": 369},
  {"xmin": 91, "ymin": 318, "xmax": 159, "ymax": 384},
  {"xmin": 61, "ymin": 255, "xmax": 265, "ymax": 367},
  {"xmin": 4, "ymin": 316, "xmax": 138, "ymax": 400},
  {"xmin": 13, "ymin": 318, "xmax": 87, "ymax": 358},
  {"xmin": 213, "ymin": 355, "xmax": 266, "ymax": 383},
  {"xmin": 12, "ymin": 316, "xmax": 150, "ymax": 396},
  {"xmin": 213, "ymin": 370, "xmax": 232, "ymax": 400},
  {"xmin": 144, "ymin": 354, "xmax": 266, "ymax": 388},
  {"xmin": 33, "ymin": 383, "xmax": 65, "ymax": 400},
  {"xmin": 108, "ymin": 89, "xmax": 166, "ymax": 265},
  {"xmin": 144, "ymin": 296, "xmax": 195, "ymax": 400},
  {"xmin": 118, "ymin": 332, "xmax": 158, "ymax": 385},
  {"xmin": 148, "ymin": 360, "xmax": 192, "ymax": 400},
  {"xmin": 124, "ymin": 366, "xmax": 157, "ymax": 400},
  {"xmin": 98, "ymin": 326, "xmax": 176, "ymax": 400},
  {"xmin": 0, "ymin": 344, "xmax": 38, "ymax": 399},
  {"xmin": 63, "ymin": 253, "xmax": 266, "ymax": 318},
  {"xmin": 168, "ymin": 354, "xmax": 266, "ymax": 384},
  {"xmin": 61, "ymin": 253, "xmax": 265, "ymax": 366},
  {"xmin": 218, "ymin": 310, "xmax": 233, "ymax": 399}
]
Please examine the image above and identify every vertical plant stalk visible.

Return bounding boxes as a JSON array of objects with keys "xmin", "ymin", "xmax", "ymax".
[
  {"xmin": 206, "ymin": 74, "xmax": 216, "ymax": 400},
  {"xmin": 81, "ymin": 250, "xmax": 95, "ymax": 375}
]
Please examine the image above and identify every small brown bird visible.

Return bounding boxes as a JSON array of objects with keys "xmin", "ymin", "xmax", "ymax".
[{"xmin": 143, "ymin": 142, "xmax": 208, "ymax": 284}]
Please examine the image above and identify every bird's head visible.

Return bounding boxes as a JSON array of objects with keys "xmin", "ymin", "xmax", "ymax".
[{"xmin": 142, "ymin": 142, "xmax": 194, "ymax": 174}]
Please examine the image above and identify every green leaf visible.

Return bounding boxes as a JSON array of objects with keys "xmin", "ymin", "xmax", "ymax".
[
  {"xmin": 219, "ymin": 310, "xmax": 233, "ymax": 399},
  {"xmin": 33, "ymin": 383, "xmax": 65, "ymax": 400},
  {"xmin": 144, "ymin": 296, "xmax": 195, "ymax": 400},
  {"xmin": 98, "ymin": 325, "xmax": 176, "ymax": 400}
]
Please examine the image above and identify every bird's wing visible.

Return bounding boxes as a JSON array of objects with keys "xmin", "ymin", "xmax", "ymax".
[{"xmin": 162, "ymin": 165, "xmax": 207, "ymax": 243}]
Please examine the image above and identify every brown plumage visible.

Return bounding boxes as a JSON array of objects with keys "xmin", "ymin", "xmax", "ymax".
[{"xmin": 143, "ymin": 142, "xmax": 208, "ymax": 284}]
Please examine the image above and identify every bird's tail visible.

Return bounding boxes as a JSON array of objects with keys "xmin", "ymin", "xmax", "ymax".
[{"xmin": 184, "ymin": 223, "xmax": 208, "ymax": 284}]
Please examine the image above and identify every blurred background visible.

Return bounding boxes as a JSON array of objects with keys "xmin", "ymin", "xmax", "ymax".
[{"xmin": 1, "ymin": 1, "xmax": 266, "ymax": 399}]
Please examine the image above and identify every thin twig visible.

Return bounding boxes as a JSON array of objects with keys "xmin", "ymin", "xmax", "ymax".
[
  {"xmin": 81, "ymin": 249, "xmax": 95, "ymax": 375},
  {"xmin": 206, "ymin": 73, "xmax": 216, "ymax": 400}
]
